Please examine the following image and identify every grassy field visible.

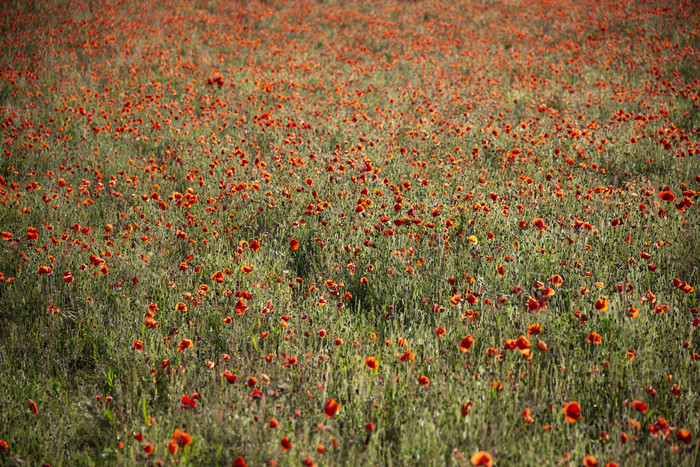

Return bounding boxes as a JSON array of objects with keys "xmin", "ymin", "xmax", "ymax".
[{"xmin": 1, "ymin": 0, "xmax": 699, "ymax": 465}]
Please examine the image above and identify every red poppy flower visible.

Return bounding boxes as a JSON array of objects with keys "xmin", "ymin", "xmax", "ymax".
[
  {"xmin": 515, "ymin": 335, "xmax": 531, "ymax": 350},
  {"xmin": 235, "ymin": 298, "xmax": 248, "ymax": 315},
  {"xmin": 365, "ymin": 356, "xmax": 378, "ymax": 370},
  {"xmin": 585, "ymin": 332, "xmax": 602, "ymax": 344},
  {"xmin": 418, "ymin": 375, "xmax": 430, "ymax": 386},
  {"xmin": 324, "ymin": 398, "xmax": 341, "ymax": 418},
  {"xmin": 28, "ymin": 400, "xmax": 38, "ymax": 415},
  {"xmin": 281, "ymin": 436, "xmax": 292, "ymax": 451},
  {"xmin": 177, "ymin": 339, "xmax": 193, "ymax": 352},
  {"xmin": 533, "ymin": 218, "xmax": 547, "ymax": 230},
  {"xmin": 630, "ymin": 400, "xmax": 647, "ymax": 412},
  {"xmin": 595, "ymin": 298, "xmax": 609, "ymax": 311},
  {"xmin": 221, "ymin": 370, "xmax": 237, "ymax": 384},
  {"xmin": 233, "ymin": 456, "xmax": 248, "ymax": 467},
  {"xmin": 677, "ymin": 428, "xmax": 692, "ymax": 444},
  {"xmin": 290, "ymin": 239, "xmax": 299, "ymax": 250},
  {"xmin": 459, "ymin": 335, "xmax": 475, "ymax": 353},
  {"xmin": 563, "ymin": 401, "xmax": 581, "ymax": 423},
  {"xmin": 26, "ymin": 227, "xmax": 39, "ymax": 240},
  {"xmin": 659, "ymin": 191, "xmax": 675, "ymax": 201},
  {"xmin": 461, "ymin": 401, "xmax": 474, "ymax": 417}
]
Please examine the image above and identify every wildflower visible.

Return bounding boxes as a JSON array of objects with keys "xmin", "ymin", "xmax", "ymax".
[
  {"xmin": 595, "ymin": 298, "xmax": 609, "ymax": 311},
  {"xmin": 459, "ymin": 335, "xmax": 475, "ymax": 352},
  {"xmin": 365, "ymin": 357, "xmax": 378, "ymax": 370},
  {"xmin": 677, "ymin": 428, "xmax": 692, "ymax": 444},
  {"xmin": 470, "ymin": 451, "xmax": 493, "ymax": 466},
  {"xmin": 324, "ymin": 398, "xmax": 341, "ymax": 418},
  {"xmin": 281, "ymin": 436, "xmax": 292, "ymax": 451},
  {"xmin": 585, "ymin": 332, "xmax": 602, "ymax": 344},
  {"xmin": 630, "ymin": 400, "xmax": 647, "ymax": 412},
  {"xmin": 563, "ymin": 401, "xmax": 581, "ymax": 423}
]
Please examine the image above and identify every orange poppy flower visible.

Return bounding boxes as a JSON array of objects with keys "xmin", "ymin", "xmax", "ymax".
[
  {"xmin": 132, "ymin": 340, "xmax": 144, "ymax": 351},
  {"xmin": 527, "ymin": 323, "xmax": 542, "ymax": 336},
  {"xmin": 582, "ymin": 454, "xmax": 599, "ymax": 467},
  {"xmin": 26, "ymin": 227, "xmax": 39, "ymax": 240},
  {"xmin": 470, "ymin": 451, "xmax": 493, "ymax": 466},
  {"xmin": 0, "ymin": 440, "xmax": 7, "ymax": 451},
  {"xmin": 290, "ymin": 239, "xmax": 299, "ymax": 250},
  {"xmin": 515, "ymin": 335, "xmax": 531, "ymax": 350},
  {"xmin": 626, "ymin": 307, "xmax": 639, "ymax": 318},
  {"xmin": 235, "ymin": 298, "xmax": 248, "ymax": 315},
  {"xmin": 585, "ymin": 332, "xmax": 602, "ymax": 344},
  {"xmin": 563, "ymin": 401, "xmax": 581, "ymax": 423},
  {"xmin": 269, "ymin": 418, "xmax": 279, "ymax": 429},
  {"xmin": 548, "ymin": 274, "xmax": 563, "ymax": 286},
  {"xmin": 595, "ymin": 298, "xmax": 609, "ymax": 311},
  {"xmin": 459, "ymin": 335, "xmax": 475, "ymax": 352},
  {"xmin": 365, "ymin": 356, "xmax": 378, "ymax": 370},
  {"xmin": 324, "ymin": 398, "xmax": 341, "ymax": 418},
  {"xmin": 418, "ymin": 375, "xmax": 430, "ymax": 386},
  {"xmin": 365, "ymin": 421, "xmax": 374, "ymax": 431},
  {"xmin": 175, "ymin": 302, "xmax": 187, "ymax": 312},
  {"xmin": 533, "ymin": 218, "xmax": 547, "ymax": 230},
  {"xmin": 177, "ymin": 339, "xmax": 193, "ymax": 352},
  {"xmin": 241, "ymin": 265, "xmax": 253, "ymax": 274},
  {"xmin": 28, "ymin": 400, "xmax": 38, "ymax": 415}
]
